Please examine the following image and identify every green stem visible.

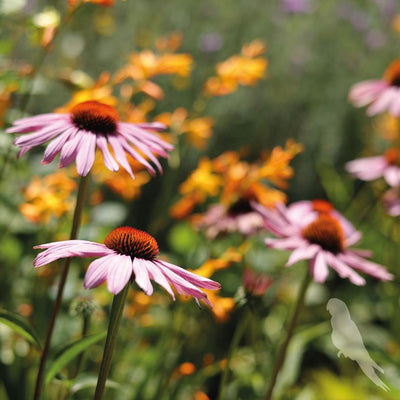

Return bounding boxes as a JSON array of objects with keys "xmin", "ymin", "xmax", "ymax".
[
  {"xmin": 72, "ymin": 314, "xmax": 91, "ymax": 378},
  {"xmin": 32, "ymin": 174, "xmax": 90, "ymax": 400},
  {"xmin": 94, "ymin": 284, "xmax": 130, "ymax": 400},
  {"xmin": 217, "ymin": 311, "xmax": 250, "ymax": 400},
  {"xmin": 264, "ymin": 269, "xmax": 311, "ymax": 400}
]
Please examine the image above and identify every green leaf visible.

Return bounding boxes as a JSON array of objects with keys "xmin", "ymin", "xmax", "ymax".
[
  {"xmin": 0, "ymin": 309, "xmax": 42, "ymax": 349},
  {"xmin": 45, "ymin": 331, "xmax": 107, "ymax": 386}
]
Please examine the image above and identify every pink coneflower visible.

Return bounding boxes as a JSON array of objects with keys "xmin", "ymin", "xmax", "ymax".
[
  {"xmin": 382, "ymin": 187, "xmax": 400, "ymax": 216},
  {"xmin": 7, "ymin": 101, "xmax": 172, "ymax": 177},
  {"xmin": 243, "ymin": 268, "xmax": 273, "ymax": 296},
  {"xmin": 253, "ymin": 202, "xmax": 393, "ymax": 285},
  {"xmin": 349, "ymin": 59, "xmax": 400, "ymax": 117},
  {"xmin": 33, "ymin": 226, "xmax": 221, "ymax": 306},
  {"xmin": 346, "ymin": 148, "xmax": 400, "ymax": 187},
  {"xmin": 196, "ymin": 199, "xmax": 264, "ymax": 238}
]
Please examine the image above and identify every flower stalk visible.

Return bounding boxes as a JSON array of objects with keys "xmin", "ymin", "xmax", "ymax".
[
  {"xmin": 264, "ymin": 268, "xmax": 311, "ymax": 400},
  {"xmin": 94, "ymin": 283, "xmax": 130, "ymax": 400},
  {"xmin": 217, "ymin": 310, "xmax": 250, "ymax": 400},
  {"xmin": 33, "ymin": 174, "xmax": 90, "ymax": 400}
]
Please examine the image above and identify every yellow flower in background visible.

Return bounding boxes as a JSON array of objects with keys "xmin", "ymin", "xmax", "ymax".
[
  {"xmin": 20, "ymin": 171, "xmax": 76, "ymax": 224},
  {"xmin": 257, "ymin": 140, "xmax": 304, "ymax": 189},
  {"xmin": 170, "ymin": 142, "xmax": 302, "ymax": 236},
  {"xmin": 204, "ymin": 39, "xmax": 268, "ymax": 96},
  {"xmin": 155, "ymin": 31, "xmax": 183, "ymax": 53},
  {"xmin": 193, "ymin": 245, "xmax": 247, "ymax": 278},
  {"xmin": 114, "ymin": 50, "xmax": 193, "ymax": 82},
  {"xmin": 374, "ymin": 113, "xmax": 400, "ymax": 142},
  {"xmin": 156, "ymin": 108, "xmax": 214, "ymax": 149},
  {"xmin": 55, "ymin": 72, "xmax": 117, "ymax": 113},
  {"xmin": 91, "ymin": 153, "xmax": 151, "ymax": 201}
]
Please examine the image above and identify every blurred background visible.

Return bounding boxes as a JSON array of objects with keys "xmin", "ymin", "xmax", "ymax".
[{"xmin": 1, "ymin": 0, "xmax": 400, "ymax": 399}]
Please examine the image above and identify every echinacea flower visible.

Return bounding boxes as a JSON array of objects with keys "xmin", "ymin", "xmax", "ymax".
[
  {"xmin": 7, "ymin": 101, "xmax": 172, "ymax": 178},
  {"xmin": 33, "ymin": 226, "xmax": 221, "ymax": 306},
  {"xmin": 382, "ymin": 187, "xmax": 400, "ymax": 216},
  {"xmin": 349, "ymin": 59, "xmax": 400, "ymax": 116},
  {"xmin": 346, "ymin": 148, "xmax": 400, "ymax": 187},
  {"xmin": 253, "ymin": 201, "xmax": 393, "ymax": 285},
  {"xmin": 195, "ymin": 200, "xmax": 265, "ymax": 238}
]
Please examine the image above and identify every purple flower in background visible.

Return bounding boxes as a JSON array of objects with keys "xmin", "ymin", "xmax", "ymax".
[
  {"xmin": 349, "ymin": 59, "xmax": 400, "ymax": 117},
  {"xmin": 346, "ymin": 149, "xmax": 400, "ymax": 187},
  {"xmin": 7, "ymin": 101, "xmax": 172, "ymax": 178},
  {"xmin": 383, "ymin": 187, "xmax": 400, "ymax": 216},
  {"xmin": 253, "ymin": 202, "xmax": 393, "ymax": 285},
  {"xmin": 282, "ymin": 0, "xmax": 313, "ymax": 14},
  {"xmin": 34, "ymin": 226, "xmax": 220, "ymax": 306}
]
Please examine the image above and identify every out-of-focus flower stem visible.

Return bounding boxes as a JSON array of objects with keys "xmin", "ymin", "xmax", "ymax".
[
  {"xmin": 264, "ymin": 268, "xmax": 311, "ymax": 400},
  {"xmin": 217, "ymin": 310, "xmax": 250, "ymax": 400},
  {"xmin": 93, "ymin": 283, "xmax": 130, "ymax": 400},
  {"xmin": 33, "ymin": 174, "xmax": 90, "ymax": 400}
]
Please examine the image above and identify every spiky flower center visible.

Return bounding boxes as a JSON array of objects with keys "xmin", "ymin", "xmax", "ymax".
[
  {"xmin": 70, "ymin": 101, "xmax": 119, "ymax": 134},
  {"xmin": 302, "ymin": 215, "xmax": 344, "ymax": 254},
  {"xmin": 312, "ymin": 199, "xmax": 333, "ymax": 214},
  {"xmin": 384, "ymin": 59, "xmax": 400, "ymax": 87},
  {"xmin": 384, "ymin": 148, "xmax": 400, "ymax": 166},
  {"xmin": 104, "ymin": 226, "xmax": 159, "ymax": 260}
]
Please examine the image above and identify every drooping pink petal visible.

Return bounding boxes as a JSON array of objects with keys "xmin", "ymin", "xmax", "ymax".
[
  {"xmin": 346, "ymin": 156, "xmax": 388, "ymax": 181},
  {"xmin": 339, "ymin": 252, "xmax": 394, "ymax": 281},
  {"xmin": 132, "ymin": 258, "xmax": 154, "ymax": 295},
  {"xmin": 33, "ymin": 241, "xmax": 112, "ymax": 267},
  {"xmin": 107, "ymin": 135, "xmax": 135, "ymax": 178},
  {"xmin": 310, "ymin": 251, "xmax": 329, "ymax": 283},
  {"xmin": 118, "ymin": 135, "xmax": 156, "ymax": 175},
  {"xmin": 96, "ymin": 135, "xmax": 119, "ymax": 172},
  {"xmin": 324, "ymin": 252, "xmax": 366, "ymax": 285},
  {"xmin": 75, "ymin": 132, "xmax": 97, "ymax": 176},
  {"xmin": 348, "ymin": 80, "xmax": 388, "ymax": 107},
  {"xmin": 145, "ymin": 261, "xmax": 175, "ymax": 299},
  {"xmin": 13, "ymin": 121, "xmax": 70, "ymax": 148},
  {"xmin": 58, "ymin": 134, "xmax": 83, "ymax": 168},
  {"xmin": 286, "ymin": 244, "xmax": 320, "ymax": 266},
  {"xmin": 383, "ymin": 165, "xmax": 400, "ymax": 187},
  {"xmin": 367, "ymin": 87, "xmax": 399, "ymax": 116},
  {"xmin": 42, "ymin": 127, "xmax": 78, "ymax": 164},
  {"xmin": 84, "ymin": 256, "xmax": 113, "ymax": 289},
  {"xmin": 156, "ymin": 260, "xmax": 221, "ymax": 290},
  {"xmin": 106, "ymin": 254, "xmax": 133, "ymax": 294},
  {"xmin": 265, "ymin": 236, "xmax": 307, "ymax": 250}
]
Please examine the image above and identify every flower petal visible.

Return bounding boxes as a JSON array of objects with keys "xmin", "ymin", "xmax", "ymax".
[
  {"xmin": 132, "ymin": 258, "xmax": 154, "ymax": 295},
  {"xmin": 106, "ymin": 254, "xmax": 133, "ymax": 294},
  {"xmin": 286, "ymin": 244, "xmax": 319, "ymax": 266},
  {"xmin": 84, "ymin": 256, "xmax": 112, "ymax": 289},
  {"xmin": 309, "ymin": 251, "xmax": 329, "ymax": 283},
  {"xmin": 75, "ymin": 132, "xmax": 97, "ymax": 176}
]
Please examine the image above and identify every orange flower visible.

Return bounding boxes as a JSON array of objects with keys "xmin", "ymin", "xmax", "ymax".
[
  {"xmin": 170, "ymin": 141, "xmax": 302, "ymax": 222},
  {"xmin": 155, "ymin": 32, "xmax": 183, "ymax": 52},
  {"xmin": 257, "ymin": 140, "xmax": 304, "ymax": 189},
  {"xmin": 91, "ymin": 153, "xmax": 151, "ymax": 201},
  {"xmin": 204, "ymin": 40, "xmax": 268, "ymax": 96},
  {"xmin": 156, "ymin": 108, "xmax": 214, "ymax": 149},
  {"xmin": 180, "ymin": 158, "xmax": 222, "ymax": 199},
  {"xmin": 115, "ymin": 50, "xmax": 193, "ymax": 82},
  {"xmin": 20, "ymin": 171, "xmax": 76, "ymax": 224}
]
